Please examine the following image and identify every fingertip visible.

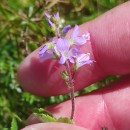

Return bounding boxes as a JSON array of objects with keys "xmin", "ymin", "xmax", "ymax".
[{"xmin": 21, "ymin": 123, "xmax": 88, "ymax": 130}]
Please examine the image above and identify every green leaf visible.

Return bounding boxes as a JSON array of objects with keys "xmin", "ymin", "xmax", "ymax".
[
  {"xmin": 28, "ymin": 42, "xmax": 38, "ymax": 51},
  {"xmin": 57, "ymin": 117, "xmax": 74, "ymax": 124},
  {"xmin": 33, "ymin": 108, "xmax": 56, "ymax": 122},
  {"xmin": 11, "ymin": 118, "xmax": 18, "ymax": 130},
  {"xmin": 3, "ymin": 128, "xmax": 9, "ymax": 130},
  {"xmin": 60, "ymin": 71, "xmax": 68, "ymax": 80},
  {"xmin": 33, "ymin": 108, "xmax": 54, "ymax": 117},
  {"xmin": 37, "ymin": 113, "xmax": 56, "ymax": 122},
  {"xmin": 33, "ymin": 108, "xmax": 74, "ymax": 124},
  {"xmin": 28, "ymin": 6, "xmax": 34, "ymax": 18}
]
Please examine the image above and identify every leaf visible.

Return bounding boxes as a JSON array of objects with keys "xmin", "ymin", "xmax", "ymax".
[
  {"xmin": 38, "ymin": 113, "xmax": 57, "ymax": 122},
  {"xmin": 33, "ymin": 108, "xmax": 56, "ymax": 122},
  {"xmin": 33, "ymin": 108, "xmax": 54, "ymax": 117},
  {"xmin": 28, "ymin": 42, "xmax": 38, "ymax": 51},
  {"xmin": 28, "ymin": 6, "xmax": 34, "ymax": 18},
  {"xmin": 3, "ymin": 128, "xmax": 9, "ymax": 130},
  {"xmin": 33, "ymin": 108, "xmax": 74, "ymax": 124},
  {"xmin": 57, "ymin": 117, "xmax": 74, "ymax": 124},
  {"xmin": 11, "ymin": 118, "xmax": 18, "ymax": 130}
]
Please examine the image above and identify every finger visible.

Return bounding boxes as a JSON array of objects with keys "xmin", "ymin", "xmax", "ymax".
[
  {"xmin": 17, "ymin": 1, "xmax": 130, "ymax": 96},
  {"xmin": 21, "ymin": 123, "xmax": 88, "ymax": 130},
  {"xmin": 26, "ymin": 75, "xmax": 130, "ymax": 130}
]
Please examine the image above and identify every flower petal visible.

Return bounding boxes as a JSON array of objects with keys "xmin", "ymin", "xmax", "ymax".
[
  {"xmin": 54, "ymin": 45, "xmax": 60, "ymax": 56},
  {"xmin": 45, "ymin": 13, "xmax": 51, "ymax": 19},
  {"xmin": 77, "ymin": 53, "xmax": 90, "ymax": 62},
  {"xmin": 48, "ymin": 19, "xmax": 53, "ymax": 26},
  {"xmin": 39, "ymin": 52, "xmax": 54, "ymax": 61},
  {"xmin": 55, "ymin": 12, "xmax": 59, "ymax": 19},
  {"xmin": 59, "ymin": 54, "xmax": 66, "ymax": 64},
  {"xmin": 69, "ymin": 48, "xmax": 80, "ymax": 57},
  {"xmin": 62, "ymin": 25, "xmax": 71, "ymax": 34},
  {"xmin": 71, "ymin": 25, "xmax": 79, "ymax": 39},
  {"xmin": 68, "ymin": 57, "xmax": 75, "ymax": 63},
  {"xmin": 56, "ymin": 38, "xmax": 70, "ymax": 52},
  {"xmin": 76, "ymin": 53, "xmax": 93, "ymax": 68},
  {"xmin": 74, "ymin": 36, "xmax": 86, "ymax": 45},
  {"xmin": 39, "ymin": 45, "xmax": 48, "ymax": 56},
  {"xmin": 82, "ymin": 33, "xmax": 90, "ymax": 41}
]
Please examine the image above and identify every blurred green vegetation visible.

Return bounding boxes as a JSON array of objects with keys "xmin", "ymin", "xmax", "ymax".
[{"xmin": 0, "ymin": 0, "xmax": 127, "ymax": 129}]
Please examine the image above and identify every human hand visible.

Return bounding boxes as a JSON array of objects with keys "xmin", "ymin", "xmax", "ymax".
[{"xmin": 18, "ymin": 1, "xmax": 130, "ymax": 130}]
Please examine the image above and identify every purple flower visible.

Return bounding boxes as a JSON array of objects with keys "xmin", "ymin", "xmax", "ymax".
[
  {"xmin": 48, "ymin": 19, "xmax": 54, "ymax": 26},
  {"xmin": 54, "ymin": 12, "xmax": 59, "ymax": 19},
  {"xmin": 39, "ymin": 51, "xmax": 54, "ymax": 61},
  {"xmin": 39, "ymin": 20, "xmax": 93, "ymax": 67},
  {"xmin": 45, "ymin": 13, "xmax": 51, "ymax": 19},
  {"xmin": 45, "ymin": 12, "xmax": 54, "ymax": 26},
  {"xmin": 39, "ymin": 45, "xmax": 48, "ymax": 57},
  {"xmin": 68, "ymin": 47, "xmax": 80, "ymax": 57},
  {"xmin": 45, "ymin": 12, "xmax": 60, "ymax": 29},
  {"xmin": 82, "ymin": 33, "xmax": 90, "ymax": 41},
  {"xmin": 75, "ymin": 53, "xmax": 93, "ymax": 68},
  {"xmin": 62, "ymin": 25, "xmax": 71, "ymax": 34},
  {"xmin": 70, "ymin": 25, "xmax": 89, "ymax": 45},
  {"xmin": 39, "ymin": 41, "xmax": 54, "ymax": 61},
  {"xmin": 55, "ymin": 38, "xmax": 78, "ymax": 64}
]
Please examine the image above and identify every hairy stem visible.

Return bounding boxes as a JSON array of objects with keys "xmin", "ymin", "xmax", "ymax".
[
  {"xmin": 65, "ymin": 61, "xmax": 75, "ymax": 119},
  {"xmin": 69, "ymin": 84, "xmax": 75, "ymax": 119}
]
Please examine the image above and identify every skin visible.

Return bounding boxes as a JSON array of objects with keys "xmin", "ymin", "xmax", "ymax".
[{"xmin": 18, "ymin": 1, "xmax": 130, "ymax": 130}]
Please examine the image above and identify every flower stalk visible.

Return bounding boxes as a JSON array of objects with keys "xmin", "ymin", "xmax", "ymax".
[
  {"xmin": 39, "ymin": 12, "xmax": 94, "ymax": 120},
  {"xmin": 65, "ymin": 60, "xmax": 75, "ymax": 119}
]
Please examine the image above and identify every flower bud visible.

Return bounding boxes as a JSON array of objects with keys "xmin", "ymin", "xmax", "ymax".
[{"xmin": 61, "ymin": 71, "xmax": 69, "ymax": 81}]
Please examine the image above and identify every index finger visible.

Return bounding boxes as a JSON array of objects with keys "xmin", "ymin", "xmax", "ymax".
[{"xmin": 17, "ymin": 1, "xmax": 130, "ymax": 96}]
